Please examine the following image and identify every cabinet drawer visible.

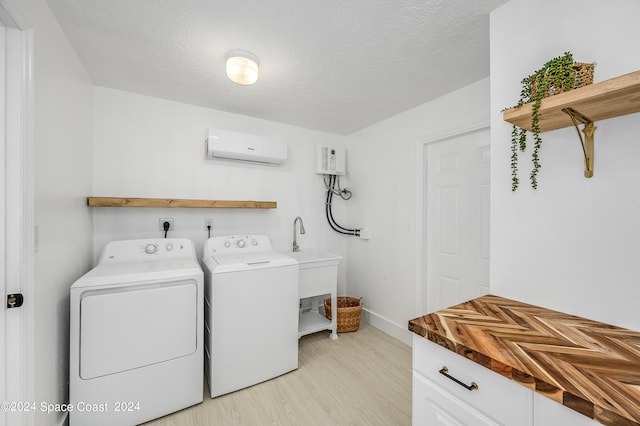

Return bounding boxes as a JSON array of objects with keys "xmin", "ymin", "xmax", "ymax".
[
  {"xmin": 413, "ymin": 335, "xmax": 532, "ymax": 425},
  {"xmin": 414, "ymin": 372, "xmax": 500, "ymax": 425}
]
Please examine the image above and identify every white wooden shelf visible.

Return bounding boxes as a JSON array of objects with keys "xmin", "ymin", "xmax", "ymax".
[{"xmin": 299, "ymin": 309, "xmax": 332, "ymax": 339}]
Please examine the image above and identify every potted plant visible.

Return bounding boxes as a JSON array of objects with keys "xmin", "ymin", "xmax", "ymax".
[{"xmin": 508, "ymin": 52, "xmax": 594, "ymax": 191}]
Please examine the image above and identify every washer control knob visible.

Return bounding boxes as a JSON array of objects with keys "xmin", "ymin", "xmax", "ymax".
[
  {"xmin": 251, "ymin": 239, "xmax": 258, "ymax": 246},
  {"xmin": 223, "ymin": 241, "xmax": 231, "ymax": 248},
  {"xmin": 236, "ymin": 239, "xmax": 246, "ymax": 248},
  {"xmin": 144, "ymin": 243, "xmax": 158, "ymax": 254}
]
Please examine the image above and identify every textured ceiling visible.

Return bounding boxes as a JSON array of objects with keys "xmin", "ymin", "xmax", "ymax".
[{"xmin": 46, "ymin": 0, "xmax": 508, "ymax": 135}]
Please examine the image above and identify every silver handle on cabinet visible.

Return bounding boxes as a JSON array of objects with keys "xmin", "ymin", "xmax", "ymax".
[{"xmin": 439, "ymin": 366, "xmax": 479, "ymax": 391}]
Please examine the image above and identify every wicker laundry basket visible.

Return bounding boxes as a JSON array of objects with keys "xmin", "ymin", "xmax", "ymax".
[{"xmin": 324, "ymin": 296, "xmax": 362, "ymax": 333}]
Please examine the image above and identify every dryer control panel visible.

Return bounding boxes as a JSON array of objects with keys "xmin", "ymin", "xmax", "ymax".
[
  {"xmin": 204, "ymin": 235, "xmax": 273, "ymax": 254},
  {"xmin": 98, "ymin": 238, "xmax": 196, "ymax": 263}
]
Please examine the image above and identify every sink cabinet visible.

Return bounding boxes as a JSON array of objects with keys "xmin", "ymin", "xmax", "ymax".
[{"xmin": 288, "ymin": 251, "xmax": 342, "ymax": 340}]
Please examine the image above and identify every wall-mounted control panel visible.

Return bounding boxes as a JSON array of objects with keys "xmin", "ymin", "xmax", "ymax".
[{"xmin": 315, "ymin": 145, "xmax": 346, "ymax": 176}]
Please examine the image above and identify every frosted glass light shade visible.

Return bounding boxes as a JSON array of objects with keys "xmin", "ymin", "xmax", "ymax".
[{"xmin": 225, "ymin": 50, "xmax": 259, "ymax": 85}]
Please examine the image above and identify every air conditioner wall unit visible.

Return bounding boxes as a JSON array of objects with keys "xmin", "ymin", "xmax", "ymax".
[{"xmin": 205, "ymin": 128, "xmax": 287, "ymax": 165}]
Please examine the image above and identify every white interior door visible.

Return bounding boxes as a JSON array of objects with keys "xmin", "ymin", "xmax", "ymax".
[
  {"xmin": 426, "ymin": 127, "xmax": 490, "ymax": 313},
  {"xmin": 0, "ymin": 6, "xmax": 34, "ymax": 425},
  {"xmin": 0, "ymin": 24, "xmax": 7, "ymax": 426}
]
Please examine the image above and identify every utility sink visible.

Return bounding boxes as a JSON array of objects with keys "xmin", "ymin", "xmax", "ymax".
[
  {"xmin": 285, "ymin": 250, "xmax": 342, "ymax": 340},
  {"xmin": 287, "ymin": 249, "xmax": 343, "ymax": 267}
]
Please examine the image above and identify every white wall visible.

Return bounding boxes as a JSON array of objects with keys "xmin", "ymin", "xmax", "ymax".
[
  {"xmin": 19, "ymin": 0, "xmax": 94, "ymax": 424},
  {"xmin": 491, "ymin": 0, "xmax": 640, "ymax": 330},
  {"xmin": 345, "ymin": 78, "xmax": 490, "ymax": 344},
  {"xmin": 91, "ymin": 87, "xmax": 349, "ymax": 291}
]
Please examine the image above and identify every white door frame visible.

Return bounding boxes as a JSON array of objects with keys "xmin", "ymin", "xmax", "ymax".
[
  {"xmin": 414, "ymin": 121, "xmax": 489, "ymax": 317},
  {"xmin": 0, "ymin": 1, "xmax": 34, "ymax": 425}
]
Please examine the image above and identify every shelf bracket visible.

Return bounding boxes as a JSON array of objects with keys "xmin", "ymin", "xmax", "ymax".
[{"xmin": 562, "ymin": 107, "xmax": 596, "ymax": 178}]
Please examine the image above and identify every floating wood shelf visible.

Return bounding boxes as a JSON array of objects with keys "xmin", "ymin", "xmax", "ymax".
[
  {"xmin": 503, "ymin": 69, "xmax": 640, "ymax": 132},
  {"xmin": 87, "ymin": 197, "xmax": 277, "ymax": 209},
  {"xmin": 503, "ymin": 69, "xmax": 640, "ymax": 178}
]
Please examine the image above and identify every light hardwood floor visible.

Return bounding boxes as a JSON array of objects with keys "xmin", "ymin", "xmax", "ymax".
[{"xmin": 144, "ymin": 323, "xmax": 412, "ymax": 425}]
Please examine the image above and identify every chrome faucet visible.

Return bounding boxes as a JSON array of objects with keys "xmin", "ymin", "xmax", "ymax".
[{"xmin": 292, "ymin": 216, "xmax": 306, "ymax": 252}]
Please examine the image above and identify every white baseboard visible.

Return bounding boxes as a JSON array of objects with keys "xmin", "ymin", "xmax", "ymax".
[{"xmin": 361, "ymin": 308, "xmax": 413, "ymax": 346}]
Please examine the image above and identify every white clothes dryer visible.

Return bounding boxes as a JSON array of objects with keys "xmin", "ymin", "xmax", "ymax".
[
  {"xmin": 69, "ymin": 238, "xmax": 203, "ymax": 426},
  {"xmin": 201, "ymin": 235, "xmax": 298, "ymax": 398}
]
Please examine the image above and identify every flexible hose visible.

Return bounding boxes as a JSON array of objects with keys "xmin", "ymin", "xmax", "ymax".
[
  {"xmin": 323, "ymin": 175, "xmax": 352, "ymax": 200},
  {"xmin": 325, "ymin": 175, "xmax": 360, "ymax": 236},
  {"xmin": 328, "ymin": 185, "xmax": 354, "ymax": 233}
]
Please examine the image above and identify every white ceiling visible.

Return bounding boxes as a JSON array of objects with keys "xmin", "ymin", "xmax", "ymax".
[{"xmin": 46, "ymin": 0, "xmax": 508, "ymax": 135}]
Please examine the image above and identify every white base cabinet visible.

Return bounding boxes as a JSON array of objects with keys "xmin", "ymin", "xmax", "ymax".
[
  {"xmin": 412, "ymin": 335, "xmax": 598, "ymax": 426},
  {"xmin": 533, "ymin": 393, "xmax": 597, "ymax": 425},
  {"xmin": 413, "ymin": 372, "xmax": 504, "ymax": 425},
  {"xmin": 413, "ymin": 335, "xmax": 532, "ymax": 425}
]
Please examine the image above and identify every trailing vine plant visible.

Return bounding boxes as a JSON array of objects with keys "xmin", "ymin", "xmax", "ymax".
[{"xmin": 510, "ymin": 52, "xmax": 577, "ymax": 191}]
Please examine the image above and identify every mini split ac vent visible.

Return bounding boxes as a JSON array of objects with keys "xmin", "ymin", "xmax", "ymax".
[{"xmin": 205, "ymin": 128, "xmax": 287, "ymax": 165}]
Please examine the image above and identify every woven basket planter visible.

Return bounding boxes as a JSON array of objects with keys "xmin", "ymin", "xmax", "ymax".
[
  {"xmin": 530, "ymin": 62, "xmax": 594, "ymax": 99},
  {"xmin": 324, "ymin": 296, "xmax": 362, "ymax": 333}
]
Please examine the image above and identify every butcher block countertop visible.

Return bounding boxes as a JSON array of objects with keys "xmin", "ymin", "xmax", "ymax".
[{"xmin": 408, "ymin": 295, "xmax": 640, "ymax": 426}]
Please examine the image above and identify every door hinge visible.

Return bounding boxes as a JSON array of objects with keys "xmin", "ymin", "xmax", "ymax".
[{"xmin": 6, "ymin": 293, "xmax": 24, "ymax": 308}]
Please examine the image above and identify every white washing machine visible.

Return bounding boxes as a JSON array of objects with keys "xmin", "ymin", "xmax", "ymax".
[
  {"xmin": 201, "ymin": 235, "xmax": 298, "ymax": 398},
  {"xmin": 69, "ymin": 238, "xmax": 203, "ymax": 426}
]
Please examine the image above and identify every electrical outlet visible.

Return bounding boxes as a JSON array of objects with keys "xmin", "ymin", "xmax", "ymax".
[
  {"xmin": 159, "ymin": 218, "xmax": 174, "ymax": 231},
  {"xmin": 204, "ymin": 218, "xmax": 213, "ymax": 230}
]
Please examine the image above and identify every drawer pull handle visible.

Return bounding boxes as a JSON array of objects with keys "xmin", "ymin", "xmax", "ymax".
[{"xmin": 439, "ymin": 366, "xmax": 479, "ymax": 391}]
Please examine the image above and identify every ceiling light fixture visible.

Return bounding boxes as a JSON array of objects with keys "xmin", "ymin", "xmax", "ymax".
[{"xmin": 225, "ymin": 50, "xmax": 260, "ymax": 85}]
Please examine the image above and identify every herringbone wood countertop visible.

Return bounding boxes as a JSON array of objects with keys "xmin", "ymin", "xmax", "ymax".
[{"xmin": 409, "ymin": 294, "xmax": 640, "ymax": 426}]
